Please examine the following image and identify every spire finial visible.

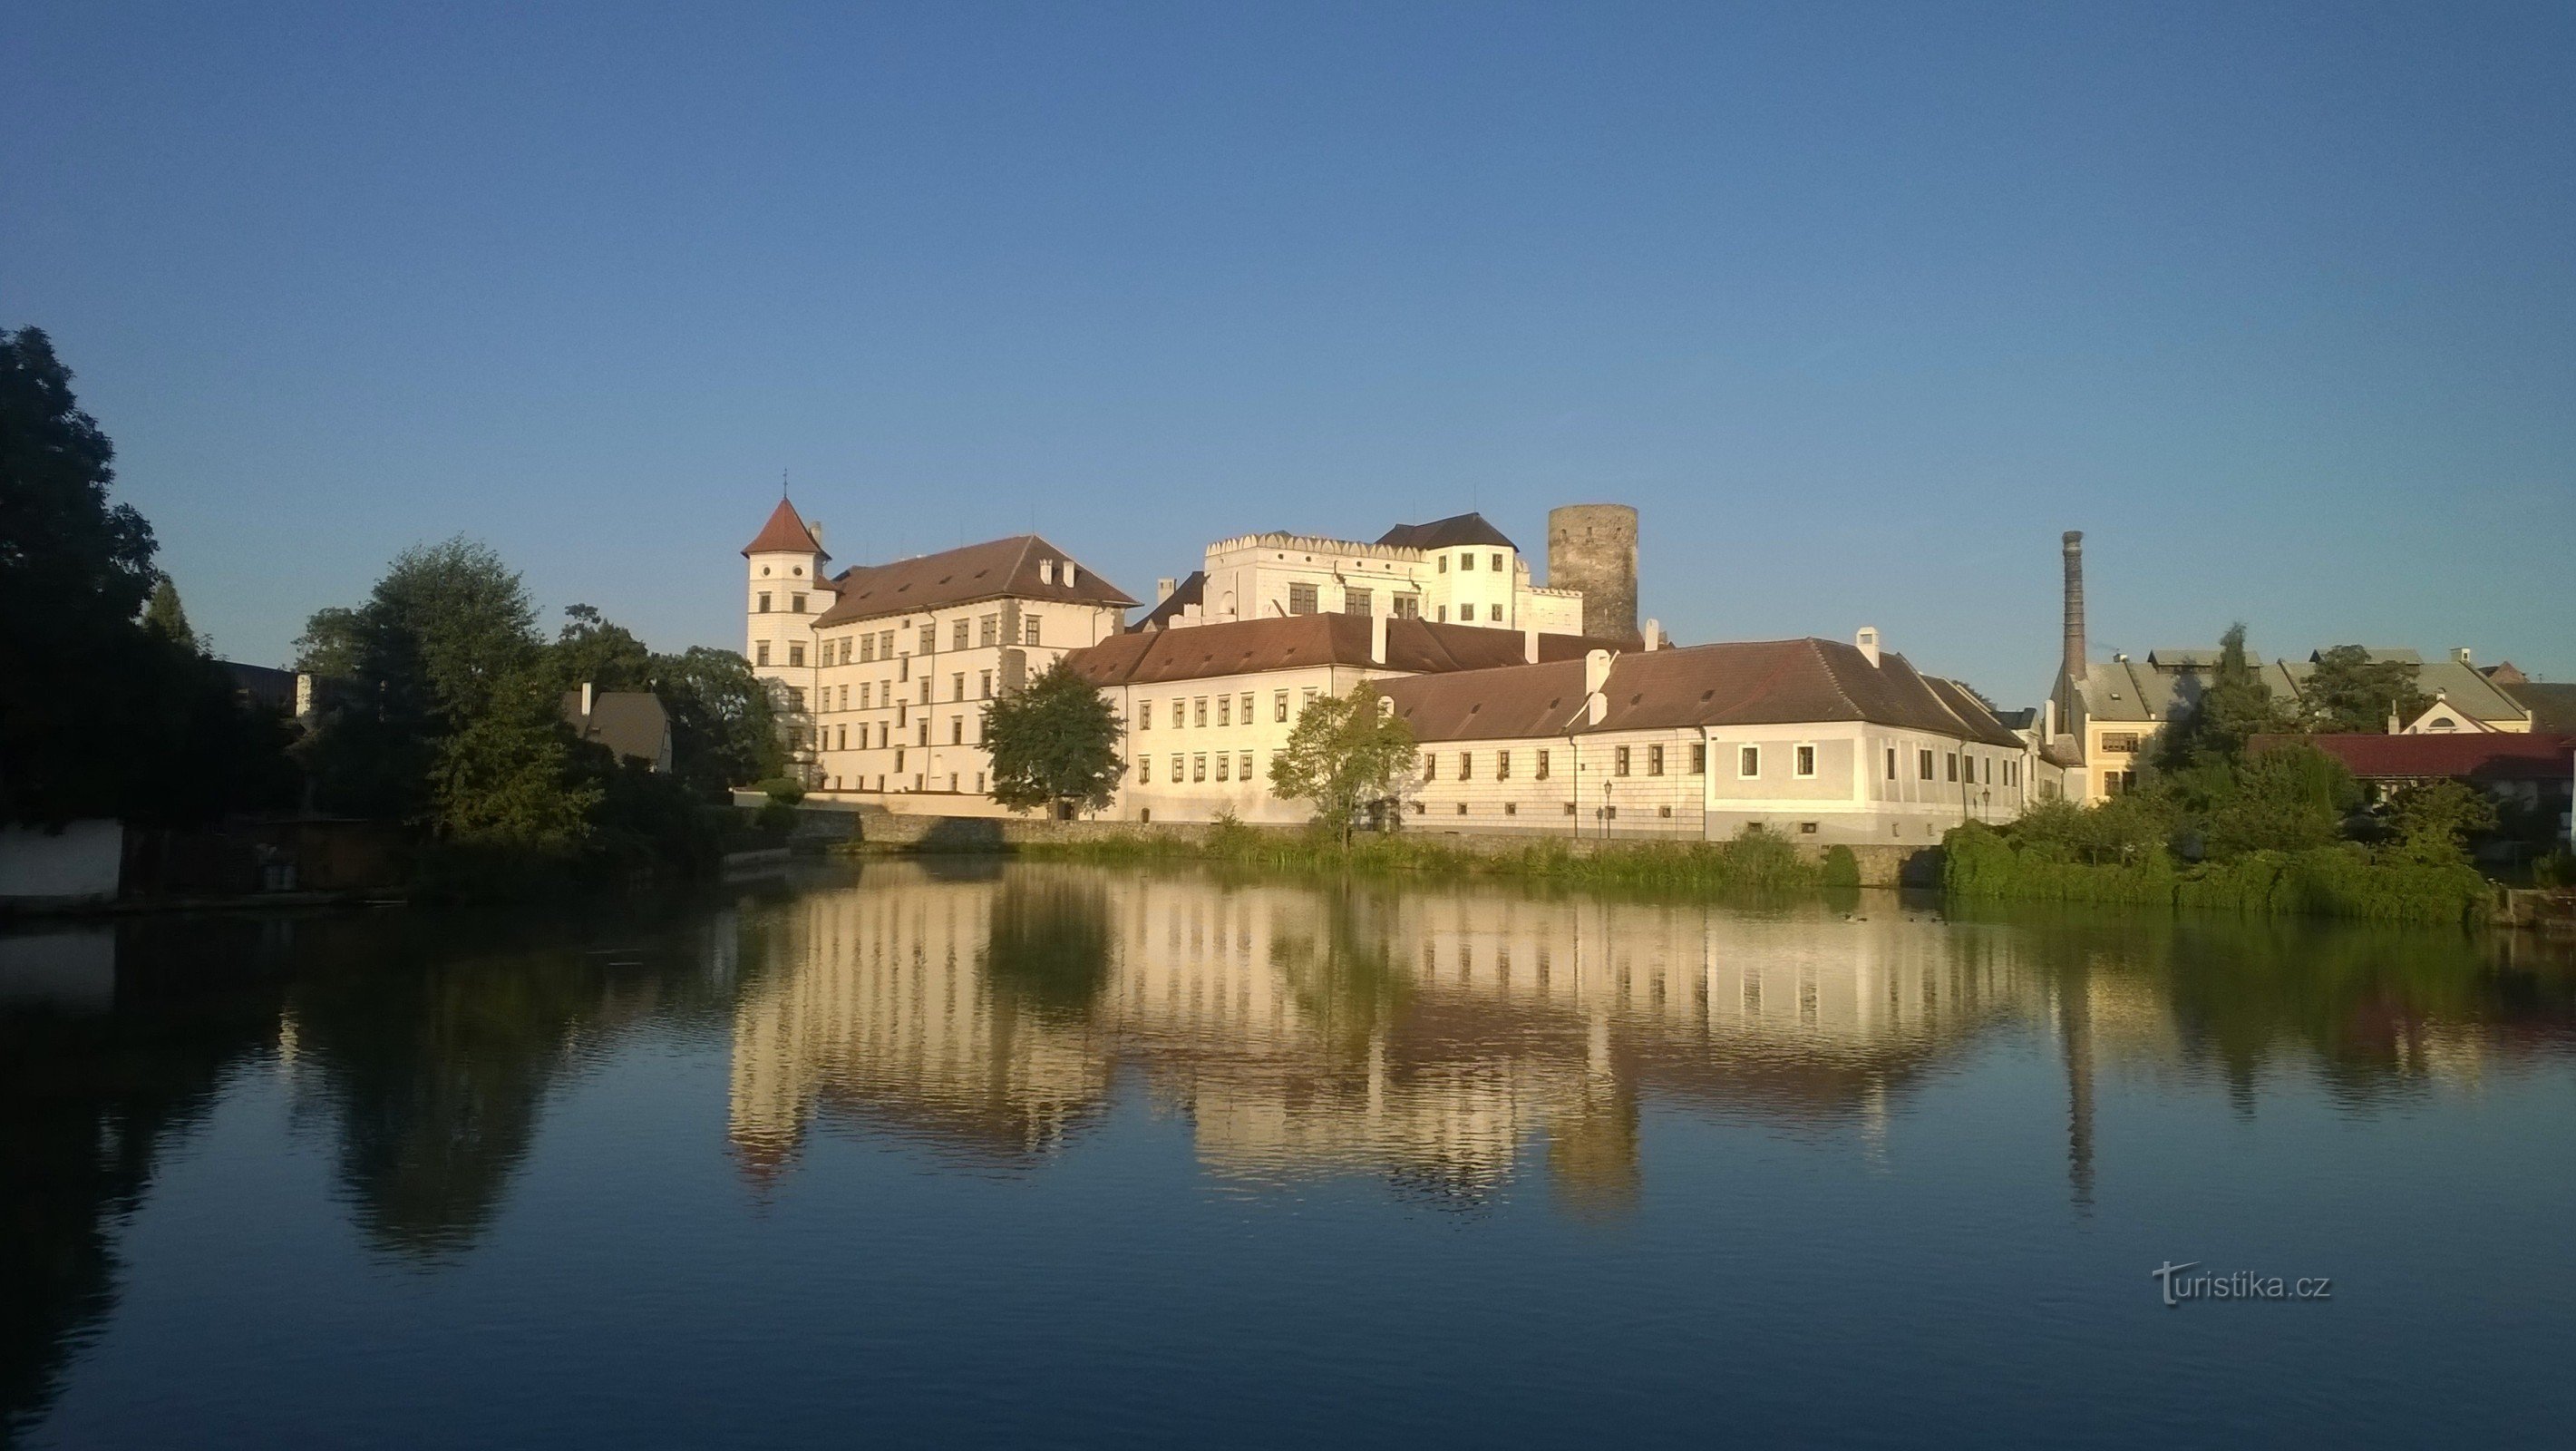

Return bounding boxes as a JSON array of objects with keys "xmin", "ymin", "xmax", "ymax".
[{"xmin": 781, "ymin": 467, "xmax": 790, "ymax": 500}]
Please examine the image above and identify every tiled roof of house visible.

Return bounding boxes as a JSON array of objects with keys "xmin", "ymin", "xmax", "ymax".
[
  {"xmin": 1128, "ymin": 570, "xmax": 1206, "ymax": 633},
  {"xmin": 1065, "ymin": 614, "xmax": 1614, "ymax": 687},
  {"xmin": 2069, "ymin": 646, "xmax": 2532, "ymax": 730},
  {"xmin": 1383, "ymin": 638, "xmax": 2026, "ymax": 747},
  {"xmin": 2502, "ymin": 681, "xmax": 2576, "ymax": 735},
  {"xmin": 2251, "ymin": 732, "xmax": 2573, "ymax": 784},
  {"xmin": 1375, "ymin": 511, "xmax": 1518, "ymax": 551},
  {"xmin": 559, "ymin": 689, "xmax": 670, "ymax": 765},
  {"xmin": 742, "ymin": 497, "xmax": 829, "ymax": 559},
  {"xmin": 812, "ymin": 535, "xmax": 1134, "ymax": 626}
]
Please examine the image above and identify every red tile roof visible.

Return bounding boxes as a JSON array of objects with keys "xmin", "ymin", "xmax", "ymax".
[
  {"xmin": 1065, "ymin": 614, "xmax": 1617, "ymax": 687},
  {"xmin": 812, "ymin": 535, "xmax": 1134, "ymax": 625},
  {"xmin": 2252, "ymin": 732, "xmax": 2575, "ymax": 783},
  {"xmin": 1384, "ymin": 638, "xmax": 2027, "ymax": 746},
  {"xmin": 741, "ymin": 497, "xmax": 828, "ymax": 559}
]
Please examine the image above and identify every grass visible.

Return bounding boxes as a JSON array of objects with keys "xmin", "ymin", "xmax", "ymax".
[{"xmin": 1020, "ymin": 821, "xmax": 1830, "ymax": 894}]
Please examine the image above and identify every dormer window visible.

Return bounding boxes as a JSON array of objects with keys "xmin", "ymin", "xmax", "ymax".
[
  {"xmin": 1040, "ymin": 560, "xmax": 1055, "ymax": 584},
  {"xmin": 1064, "ymin": 563, "xmax": 1076, "ymax": 587}
]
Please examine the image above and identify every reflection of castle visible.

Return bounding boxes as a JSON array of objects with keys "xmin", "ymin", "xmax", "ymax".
[{"xmin": 724, "ymin": 866, "xmax": 2065, "ymax": 1202}]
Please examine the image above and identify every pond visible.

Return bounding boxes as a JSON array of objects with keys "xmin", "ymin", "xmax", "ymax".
[{"xmin": 5, "ymin": 861, "xmax": 2573, "ymax": 1447}]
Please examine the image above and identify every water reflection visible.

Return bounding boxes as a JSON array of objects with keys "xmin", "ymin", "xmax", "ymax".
[{"xmin": 5, "ymin": 868, "xmax": 2575, "ymax": 1440}]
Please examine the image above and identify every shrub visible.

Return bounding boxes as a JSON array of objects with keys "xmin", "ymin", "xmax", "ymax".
[
  {"xmin": 755, "ymin": 776, "xmax": 805, "ymax": 807},
  {"xmin": 1821, "ymin": 844, "xmax": 1862, "ymax": 890}
]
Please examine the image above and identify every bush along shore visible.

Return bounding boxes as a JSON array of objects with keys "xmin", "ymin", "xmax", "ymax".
[
  {"xmin": 1941, "ymin": 822, "xmax": 2493, "ymax": 926},
  {"xmin": 1017, "ymin": 816, "xmax": 1852, "ymax": 896}
]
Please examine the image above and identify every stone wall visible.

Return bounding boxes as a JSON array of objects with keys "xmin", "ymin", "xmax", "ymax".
[{"xmin": 1546, "ymin": 503, "xmax": 1639, "ymax": 648}]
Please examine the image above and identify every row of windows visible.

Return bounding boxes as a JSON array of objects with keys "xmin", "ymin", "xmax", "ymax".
[
  {"xmin": 761, "ymin": 618, "xmax": 1045, "ymax": 673},
  {"xmin": 1878, "ymin": 745, "xmax": 2021, "ymax": 789},
  {"xmin": 1421, "ymin": 744, "xmax": 1725, "ymax": 780},
  {"xmin": 753, "ymin": 592, "xmax": 809, "ymax": 614},
  {"xmin": 1138, "ymin": 687, "xmax": 1318, "ymax": 730},
  {"xmin": 1282, "ymin": 584, "xmax": 1428, "ymax": 618},
  {"xmin": 816, "ymin": 772, "xmax": 986, "ymax": 794},
  {"xmin": 1138, "ymin": 752, "xmax": 1259, "ymax": 785},
  {"xmin": 1435, "ymin": 552, "xmax": 1509, "ymax": 574}
]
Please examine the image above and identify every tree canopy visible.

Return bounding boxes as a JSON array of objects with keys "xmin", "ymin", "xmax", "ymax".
[
  {"xmin": 2299, "ymin": 646, "xmax": 2429, "ymax": 734},
  {"xmin": 982, "ymin": 657, "xmax": 1126, "ymax": 817},
  {"xmin": 1, "ymin": 326, "xmax": 292, "ymax": 825},
  {"xmin": 1268, "ymin": 679, "xmax": 1416, "ymax": 845},
  {"xmin": 142, "ymin": 578, "xmax": 201, "ymax": 654}
]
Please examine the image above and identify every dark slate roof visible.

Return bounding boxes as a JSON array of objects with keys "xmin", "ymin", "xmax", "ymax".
[
  {"xmin": 1066, "ymin": 615, "xmax": 1617, "ymax": 687},
  {"xmin": 813, "ymin": 535, "xmax": 1135, "ymax": 626},
  {"xmin": 1375, "ymin": 512, "xmax": 1518, "ymax": 551},
  {"xmin": 560, "ymin": 690, "xmax": 670, "ymax": 765},
  {"xmin": 742, "ymin": 497, "xmax": 829, "ymax": 559},
  {"xmin": 2501, "ymin": 682, "xmax": 2576, "ymax": 735},
  {"xmin": 1383, "ymin": 638, "xmax": 2027, "ymax": 747},
  {"xmin": 2252, "ymin": 732, "xmax": 2573, "ymax": 784},
  {"xmin": 1128, "ymin": 570, "xmax": 1205, "ymax": 633},
  {"xmin": 223, "ymin": 661, "xmax": 298, "ymax": 712}
]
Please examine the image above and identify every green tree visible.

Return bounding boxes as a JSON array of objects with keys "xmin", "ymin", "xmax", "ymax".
[
  {"xmin": 2379, "ymin": 779, "xmax": 2497, "ymax": 864},
  {"xmin": 141, "ymin": 578, "xmax": 201, "ymax": 653},
  {"xmin": 1, "ymin": 326, "xmax": 290, "ymax": 824},
  {"xmin": 547, "ymin": 603, "xmax": 652, "ymax": 692},
  {"xmin": 2299, "ymin": 646, "xmax": 2429, "ymax": 734},
  {"xmin": 2159, "ymin": 623, "xmax": 2286, "ymax": 767},
  {"xmin": 1268, "ymin": 679, "xmax": 1417, "ymax": 846},
  {"xmin": 292, "ymin": 605, "xmax": 365, "ymax": 678},
  {"xmin": 2199, "ymin": 742, "xmax": 2355, "ymax": 859},
  {"xmin": 983, "ymin": 657, "xmax": 1126, "ymax": 818},
  {"xmin": 430, "ymin": 667, "xmax": 598, "ymax": 846},
  {"xmin": 647, "ymin": 646, "xmax": 783, "ymax": 799}
]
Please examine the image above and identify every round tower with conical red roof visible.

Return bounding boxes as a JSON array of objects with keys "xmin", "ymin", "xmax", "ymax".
[{"xmin": 743, "ymin": 497, "xmax": 831, "ymax": 775}]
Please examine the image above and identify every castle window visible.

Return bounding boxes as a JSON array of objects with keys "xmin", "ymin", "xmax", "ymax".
[
  {"xmin": 1039, "ymin": 560, "xmax": 1055, "ymax": 584},
  {"xmin": 860, "ymin": 634, "xmax": 875, "ymax": 662},
  {"xmin": 792, "ymin": 594, "xmax": 806, "ymax": 613},
  {"xmin": 1216, "ymin": 753, "xmax": 1229, "ymax": 782},
  {"xmin": 1505, "ymin": 802, "xmax": 1517, "ymax": 816},
  {"xmin": 838, "ymin": 685, "xmax": 849, "ymax": 710},
  {"xmin": 837, "ymin": 725, "xmax": 847, "ymax": 750},
  {"xmin": 1345, "ymin": 587, "xmax": 1372, "ymax": 616},
  {"xmin": 1218, "ymin": 695, "xmax": 1231, "ymax": 727},
  {"xmin": 1192, "ymin": 754, "xmax": 1207, "ymax": 783},
  {"xmin": 919, "ymin": 625, "xmax": 936, "ymax": 655},
  {"xmin": 788, "ymin": 644, "xmax": 804, "ymax": 667},
  {"xmin": 787, "ymin": 688, "xmax": 805, "ymax": 711},
  {"xmin": 1489, "ymin": 604, "xmax": 1502, "ymax": 621},
  {"xmin": 952, "ymin": 673, "xmax": 965, "ymax": 700},
  {"xmin": 1457, "ymin": 802, "xmax": 1468, "ymax": 814},
  {"xmin": 1139, "ymin": 701, "xmax": 1152, "ymax": 730},
  {"xmin": 1460, "ymin": 752, "xmax": 1473, "ymax": 780},
  {"xmin": 878, "ymin": 629, "xmax": 893, "ymax": 657},
  {"xmin": 1437, "ymin": 605, "xmax": 1448, "ymax": 622},
  {"xmin": 1194, "ymin": 697, "xmax": 1208, "ymax": 727},
  {"xmin": 1491, "ymin": 553, "xmax": 1503, "ymax": 572},
  {"xmin": 1535, "ymin": 749, "xmax": 1550, "ymax": 781},
  {"xmin": 1024, "ymin": 617, "xmax": 1041, "ymax": 646},
  {"xmin": 1795, "ymin": 745, "xmax": 1815, "ymax": 778},
  {"xmin": 860, "ymin": 684, "xmax": 871, "ymax": 709},
  {"xmin": 1496, "ymin": 750, "xmax": 1512, "ymax": 781},
  {"xmin": 1423, "ymin": 753, "xmax": 1437, "ymax": 781},
  {"xmin": 1886, "ymin": 747, "xmax": 1898, "ymax": 781},
  {"xmin": 1171, "ymin": 755, "xmax": 1181, "ymax": 782},
  {"xmin": 918, "ymin": 719, "xmax": 928, "ymax": 746},
  {"xmin": 1288, "ymin": 583, "xmax": 1318, "ymax": 615},
  {"xmin": 1274, "ymin": 691, "xmax": 1288, "ymax": 722},
  {"xmin": 756, "ymin": 642, "xmax": 771, "ymax": 666},
  {"xmin": 1239, "ymin": 751, "xmax": 1251, "ymax": 781},
  {"xmin": 1740, "ymin": 745, "xmax": 1761, "ymax": 778},
  {"xmin": 1393, "ymin": 593, "xmax": 1420, "ymax": 618},
  {"xmin": 979, "ymin": 614, "xmax": 998, "ymax": 647},
  {"xmin": 979, "ymin": 671, "xmax": 992, "ymax": 698},
  {"xmin": 1460, "ymin": 552, "xmax": 1475, "ymax": 570},
  {"xmin": 1140, "ymin": 757, "xmax": 1152, "ymax": 784},
  {"xmin": 1691, "ymin": 744, "xmax": 1706, "ymax": 774},
  {"xmin": 952, "ymin": 619, "xmax": 970, "ymax": 651},
  {"xmin": 1919, "ymin": 749, "xmax": 1935, "ymax": 781},
  {"xmin": 1615, "ymin": 746, "xmax": 1631, "ymax": 776},
  {"xmin": 1648, "ymin": 745, "xmax": 1665, "ymax": 775},
  {"xmin": 1946, "ymin": 753, "xmax": 1959, "ymax": 782},
  {"xmin": 950, "ymin": 717, "xmax": 963, "ymax": 745},
  {"xmin": 756, "ymin": 593, "xmax": 772, "ymax": 613},
  {"xmin": 1438, "ymin": 556, "xmax": 1448, "ymax": 574}
]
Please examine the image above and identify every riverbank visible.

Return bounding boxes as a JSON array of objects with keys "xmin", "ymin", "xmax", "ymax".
[{"xmin": 1941, "ymin": 822, "xmax": 2496, "ymax": 926}]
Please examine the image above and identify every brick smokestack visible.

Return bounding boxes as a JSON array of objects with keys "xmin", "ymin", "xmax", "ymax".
[{"xmin": 2061, "ymin": 530, "xmax": 2086, "ymax": 687}]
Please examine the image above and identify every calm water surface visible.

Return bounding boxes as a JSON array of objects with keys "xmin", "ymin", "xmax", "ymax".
[{"xmin": 5, "ymin": 861, "xmax": 2574, "ymax": 1447}]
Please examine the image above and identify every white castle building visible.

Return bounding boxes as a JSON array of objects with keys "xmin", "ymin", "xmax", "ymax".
[{"xmin": 1134, "ymin": 511, "xmax": 1587, "ymax": 638}]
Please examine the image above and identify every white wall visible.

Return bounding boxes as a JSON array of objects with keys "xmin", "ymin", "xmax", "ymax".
[{"xmin": 0, "ymin": 821, "xmax": 124, "ymax": 903}]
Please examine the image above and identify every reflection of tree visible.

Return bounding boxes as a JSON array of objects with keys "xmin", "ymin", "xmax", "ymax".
[
  {"xmin": 979, "ymin": 876, "xmax": 1114, "ymax": 1024},
  {"xmin": 285, "ymin": 909, "xmax": 713, "ymax": 1260},
  {"xmin": 1547, "ymin": 1082, "xmax": 1640, "ymax": 1222},
  {"xmin": 1268, "ymin": 882, "xmax": 1412, "ymax": 1061},
  {"xmin": 0, "ymin": 922, "xmax": 283, "ymax": 1440}
]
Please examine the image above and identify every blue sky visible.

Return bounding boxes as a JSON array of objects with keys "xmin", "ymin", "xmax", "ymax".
[{"xmin": 6, "ymin": 1, "xmax": 2571, "ymax": 698}]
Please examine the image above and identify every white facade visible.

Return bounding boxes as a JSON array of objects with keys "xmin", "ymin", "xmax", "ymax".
[{"xmin": 1172, "ymin": 525, "xmax": 1584, "ymax": 637}]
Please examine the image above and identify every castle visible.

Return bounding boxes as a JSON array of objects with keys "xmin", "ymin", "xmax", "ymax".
[{"xmin": 743, "ymin": 496, "xmax": 2034, "ymax": 841}]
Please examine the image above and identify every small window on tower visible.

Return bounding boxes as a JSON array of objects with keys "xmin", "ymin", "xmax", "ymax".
[{"xmin": 756, "ymin": 593, "xmax": 773, "ymax": 613}]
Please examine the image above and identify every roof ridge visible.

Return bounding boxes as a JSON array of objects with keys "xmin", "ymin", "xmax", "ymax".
[{"xmin": 1807, "ymin": 638, "xmax": 1863, "ymax": 721}]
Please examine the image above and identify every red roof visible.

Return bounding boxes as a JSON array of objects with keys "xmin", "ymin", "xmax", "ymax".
[
  {"xmin": 2252, "ymin": 732, "xmax": 2575, "ymax": 783},
  {"xmin": 1065, "ymin": 614, "xmax": 1619, "ymax": 688},
  {"xmin": 742, "ymin": 497, "xmax": 828, "ymax": 559}
]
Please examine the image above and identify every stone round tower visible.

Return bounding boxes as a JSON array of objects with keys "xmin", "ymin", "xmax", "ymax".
[{"xmin": 1547, "ymin": 504, "xmax": 1640, "ymax": 647}]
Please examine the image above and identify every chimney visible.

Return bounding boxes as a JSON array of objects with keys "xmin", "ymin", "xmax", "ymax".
[
  {"xmin": 1370, "ymin": 609, "xmax": 1389, "ymax": 666},
  {"xmin": 580, "ymin": 681, "xmax": 595, "ymax": 716},
  {"xmin": 1523, "ymin": 626, "xmax": 1540, "ymax": 664},
  {"xmin": 2061, "ymin": 531, "xmax": 2086, "ymax": 687},
  {"xmin": 1584, "ymin": 648, "xmax": 1611, "ymax": 726},
  {"xmin": 1854, "ymin": 626, "xmax": 1881, "ymax": 667},
  {"xmin": 1157, "ymin": 577, "xmax": 1177, "ymax": 603},
  {"xmin": 2453, "ymin": 646, "xmax": 2473, "ymax": 667},
  {"xmin": 1642, "ymin": 618, "xmax": 1661, "ymax": 651},
  {"xmin": 809, "ymin": 521, "xmax": 823, "ymax": 552}
]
